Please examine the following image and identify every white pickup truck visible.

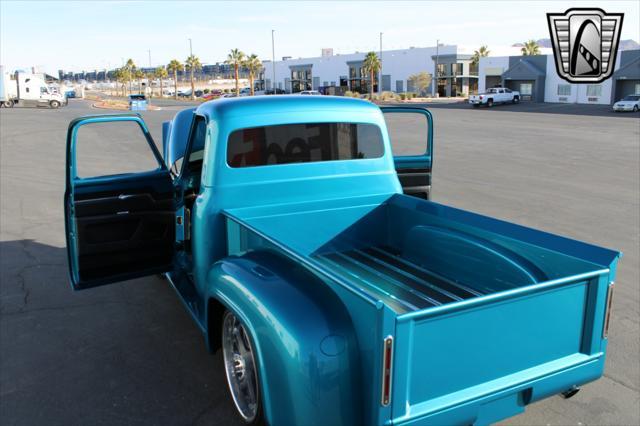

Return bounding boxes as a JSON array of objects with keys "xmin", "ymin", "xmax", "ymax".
[{"xmin": 469, "ymin": 87, "xmax": 520, "ymax": 107}]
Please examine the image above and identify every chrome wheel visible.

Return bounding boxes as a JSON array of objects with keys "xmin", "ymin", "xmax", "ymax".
[{"xmin": 222, "ymin": 311, "xmax": 259, "ymax": 423}]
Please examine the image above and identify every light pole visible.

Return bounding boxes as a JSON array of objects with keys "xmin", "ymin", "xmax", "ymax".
[
  {"xmin": 148, "ymin": 49, "xmax": 152, "ymax": 68},
  {"xmin": 433, "ymin": 39, "xmax": 439, "ymax": 97},
  {"xmin": 379, "ymin": 32, "xmax": 383, "ymax": 95},
  {"xmin": 188, "ymin": 38, "xmax": 194, "ymax": 99},
  {"xmin": 271, "ymin": 30, "xmax": 276, "ymax": 94}
]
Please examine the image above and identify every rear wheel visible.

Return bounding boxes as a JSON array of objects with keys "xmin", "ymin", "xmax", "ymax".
[
  {"xmin": 512, "ymin": 96, "xmax": 520, "ymax": 104},
  {"xmin": 222, "ymin": 310, "xmax": 263, "ymax": 425},
  {"xmin": 487, "ymin": 99, "xmax": 493, "ymax": 108},
  {"xmin": 3, "ymin": 100, "xmax": 14, "ymax": 108},
  {"xmin": 49, "ymin": 100, "xmax": 61, "ymax": 109},
  {"xmin": 634, "ymin": 105, "xmax": 638, "ymax": 112}
]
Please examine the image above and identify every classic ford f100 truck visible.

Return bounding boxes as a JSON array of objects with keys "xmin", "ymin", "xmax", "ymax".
[{"xmin": 64, "ymin": 96, "xmax": 620, "ymax": 425}]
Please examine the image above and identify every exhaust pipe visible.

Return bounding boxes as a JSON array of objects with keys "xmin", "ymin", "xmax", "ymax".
[{"xmin": 561, "ymin": 386, "xmax": 580, "ymax": 399}]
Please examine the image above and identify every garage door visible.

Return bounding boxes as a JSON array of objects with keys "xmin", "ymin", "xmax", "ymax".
[{"xmin": 614, "ymin": 79, "xmax": 640, "ymax": 102}]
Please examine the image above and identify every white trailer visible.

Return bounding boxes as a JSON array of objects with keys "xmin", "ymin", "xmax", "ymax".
[{"xmin": 0, "ymin": 68, "xmax": 66, "ymax": 108}]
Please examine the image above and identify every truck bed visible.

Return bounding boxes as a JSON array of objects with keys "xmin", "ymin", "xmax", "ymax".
[
  {"xmin": 224, "ymin": 193, "xmax": 619, "ymax": 424},
  {"xmin": 224, "ymin": 193, "xmax": 616, "ymax": 315}
]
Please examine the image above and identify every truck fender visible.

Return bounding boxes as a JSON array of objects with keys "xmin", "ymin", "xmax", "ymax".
[{"xmin": 205, "ymin": 249, "xmax": 362, "ymax": 426}]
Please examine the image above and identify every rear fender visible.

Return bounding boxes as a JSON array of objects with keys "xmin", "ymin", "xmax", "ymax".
[{"xmin": 206, "ymin": 249, "xmax": 362, "ymax": 426}]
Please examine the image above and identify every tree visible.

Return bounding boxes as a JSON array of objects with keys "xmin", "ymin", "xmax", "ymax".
[
  {"xmin": 225, "ymin": 48, "xmax": 245, "ymax": 96},
  {"xmin": 167, "ymin": 60, "xmax": 182, "ymax": 100},
  {"xmin": 124, "ymin": 58, "xmax": 136, "ymax": 95},
  {"xmin": 113, "ymin": 68, "xmax": 123, "ymax": 97},
  {"xmin": 521, "ymin": 40, "xmax": 541, "ymax": 56},
  {"xmin": 185, "ymin": 54, "xmax": 202, "ymax": 100},
  {"xmin": 243, "ymin": 54, "xmax": 262, "ymax": 96},
  {"xmin": 407, "ymin": 72, "xmax": 433, "ymax": 96},
  {"xmin": 471, "ymin": 45, "xmax": 490, "ymax": 65},
  {"xmin": 155, "ymin": 66, "xmax": 168, "ymax": 97},
  {"xmin": 362, "ymin": 51, "xmax": 381, "ymax": 97},
  {"xmin": 134, "ymin": 68, "xmax": 145, "ymax": 94}
]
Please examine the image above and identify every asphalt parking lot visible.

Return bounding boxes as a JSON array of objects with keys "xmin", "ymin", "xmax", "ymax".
[{"xmin": 1, "ymin": 99, "xmax": 638, "ymax": 426}]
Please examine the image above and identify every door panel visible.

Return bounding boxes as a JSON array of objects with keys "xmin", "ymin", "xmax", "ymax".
[
  {"xmin": 381, "ymin": 107, "xmax": 433, "ymax": 199},
  {"xmin": 65, "ymin": 114, "xmax": 175, "ymax": 289}
]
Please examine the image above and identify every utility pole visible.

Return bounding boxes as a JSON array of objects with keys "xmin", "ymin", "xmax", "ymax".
[
  {"xmin": 379, "ymin": 32, "xmax": 383, "ymax": 95},
  {"xmin": 148, "ymin": 49, "xmax": 152, "ymax": 68},
  {"xmin": 433, "ymin": 39, "xmax": 439, "ymax": 97},
  {"xmin": 271, "ymin": 30, "xmax": 276, "ymax": 94},
  {"xmin": 188, "ymin": 38, "xmax": 194, "ymax": 99}
]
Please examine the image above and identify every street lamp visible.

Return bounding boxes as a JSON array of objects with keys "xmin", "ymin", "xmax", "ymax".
[
  {"xmin": 432, "ymin": 39, "xmax": 439, "ymax": 97},
  {"xmin": 271, "ymin": 30, "xmax": 276, "ymax": 94},
  {"xmin": 379, "ymin": 32, "xmax": 383, "ymax": 95}
]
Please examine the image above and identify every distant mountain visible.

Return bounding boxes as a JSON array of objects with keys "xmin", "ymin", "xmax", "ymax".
[{"xmin": 511, "ymin": 38, "xmax": 638, "ymax": 50}]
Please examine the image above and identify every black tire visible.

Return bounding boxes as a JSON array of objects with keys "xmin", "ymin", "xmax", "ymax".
[
  {"xmin": 222, "ymin": 310, "xmax": 264, "ymax": 425},
  {"xmin": 512, "ymin": 96, "xmax": 520, "ymax": 104},
  {"xmin": 634, "ymin": 105, "xmax": 638, "ymax": 112},
  {"xmin": 4, "ymin": 100, "xmax": 15, "ymax": 108},
  {"xmin": 486, "ymin": 99, "xmax": 493, "ymax": 108},
  {"xmin": 49, "ymin": 100, "xmax": 61, "ymax": 109}
]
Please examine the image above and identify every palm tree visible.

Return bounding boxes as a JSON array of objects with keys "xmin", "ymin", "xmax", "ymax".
[
  {"xmin": 155, "ymin": 66, "xmax": 168, "ymax": 97},
  {"xmin": 134, "ymin": 69, "xmax": 145, "ymax": 94},
  {"xmin": 471, "ymin": 45, "xmax": 490, "ymax": 65},
  {"xmin": 167, "ymin": 60, "xmax": 182, "ymax": 100},
  {"xmin": 225, "ymin": 48, "xmax": 245, "ymax": 96},
  {"xmin": 362, "ymin": 51, "xmax": 381, "ymax": 97},
  {"xmin": 124, "ymin": 58, "xmax": 136, "ymax": 94},
  {"xmin": 185, "ymin": 55, "xmax": 202, "ymax": 100},
  {"xmin": 521, "ymin": 40, "xmax": 541, "ymax": 56},
  {"xmin": 243, "ymin": 54, "xmax": 262, "ymax": 96},
  {"xmin": 113, "ymin": 68, "xmax": 122, "ymax": 97}
]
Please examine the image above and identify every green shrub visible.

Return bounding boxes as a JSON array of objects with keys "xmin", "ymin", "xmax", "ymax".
[
  {"xmin": 399, "ymin": 93, "xmax": 407, "ymax": 100},
  {"xmin": 203, "ymin": 88, "xmax": 210, "ymax": 94}
]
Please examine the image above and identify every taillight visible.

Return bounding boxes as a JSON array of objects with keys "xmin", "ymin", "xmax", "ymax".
[
  {"xmin": 479, "ymin": 95, "xmax": 483, "ymax": 100},
  {"xmin": 603, "ymin": 282, "xmax": 614, "ymax": 338},
  {"xmin": 381, "ymin": 336, "xmax": 393, "ymax": 406}
]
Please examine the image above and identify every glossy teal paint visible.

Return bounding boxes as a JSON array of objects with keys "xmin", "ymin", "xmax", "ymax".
[{"xmin": 65, "ymin": 97, "xmax": 621, "ymax": 426}]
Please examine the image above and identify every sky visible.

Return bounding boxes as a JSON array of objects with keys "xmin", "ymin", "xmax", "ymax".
[{"xmin": 1, "ymin": 0, "xmax": 639, "ymax": 74}]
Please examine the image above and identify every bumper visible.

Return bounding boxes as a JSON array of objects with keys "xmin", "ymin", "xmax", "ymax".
[
  {"xmin": 468, "ymin": 100, "xmax": 483, "ymax": 105},
  {"xmin": 391, "ymin": 354, "xmax": 604, "ymax": 426},
  {"xmin": 613, "ymin": 106, "xmax": 635, "ymax": 111}
]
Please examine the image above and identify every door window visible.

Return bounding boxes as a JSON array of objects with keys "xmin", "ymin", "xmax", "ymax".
[
  {"xmin": 75, "ymin": 120, "xmax": 162, "ymax": 178},
  {"xmin": 383, "ymin": 111, "xmax": 430, "ymax": 156}
]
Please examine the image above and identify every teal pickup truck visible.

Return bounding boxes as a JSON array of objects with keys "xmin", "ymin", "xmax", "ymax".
[{"xmin": 64, "ymin": 96, "xmax": 620, "ymax": 425}]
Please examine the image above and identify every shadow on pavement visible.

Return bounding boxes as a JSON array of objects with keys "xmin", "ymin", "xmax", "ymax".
[{"xmin": 0, "ymin": 239, "xmax": 242, "ymax": 426}]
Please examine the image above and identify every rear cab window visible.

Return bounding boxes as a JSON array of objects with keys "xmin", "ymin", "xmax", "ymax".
[{"xmin": 227, "ymin": 122, "xmax": 384, "ymax": 168}]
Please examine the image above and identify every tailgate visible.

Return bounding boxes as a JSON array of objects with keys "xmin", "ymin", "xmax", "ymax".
[{"xmin": 392, "ymin": 271, "xmax": 612, "ymax": 424}]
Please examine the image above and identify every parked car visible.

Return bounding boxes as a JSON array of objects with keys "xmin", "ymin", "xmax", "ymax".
[
  {"xmin": 64, "ymin": 96, "xmax": 620, "ymax": 426},
  {"xmin": 177, "ymin": 89, "xmax": 191, "ymax": 98},
  {"xmin": 299, "ymin": 90, "xmax": 321, "ymax": 95},
  {"xmin": 265, "ymin": 88, "xmax": 286, "ymax": 95},
  {"xmin": 469, "ymin": 87, "xmax": 520, "ymax": 107},
  {"xmin": 612, "ymin": 94, "xmax": 640, "ymax": 112},
  {"xmin": 194, "ymin": 90, "xmax": 204, "ymax": 98},
  {"xmin": 239, "ymin": 87, "xmax": 252, "ymax": 96}
]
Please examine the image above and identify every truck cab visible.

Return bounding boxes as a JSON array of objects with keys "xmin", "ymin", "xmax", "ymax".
[{"xmin": 64, "ymin": 96, "xmax": 619, "ymax": 426}]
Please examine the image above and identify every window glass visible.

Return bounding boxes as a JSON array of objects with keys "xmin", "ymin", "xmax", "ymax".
[
  {"xmin": 520, "ymin": 83, "xmax": 533, "ymax": 95},
  {"xmin": 586, "ymin": 85, "xmax": 602, "ymax": 97},
  {"xmin": 76, "ymin": 121, "xmax": 160, "ymax": 178},
  {"xmin": 383, "ymin": 112, "xmax": 429, "ymax": 156},
  {"xmin": 557, "ymin": 84, "xmax": 571, "ymax": 96},
  {"xmin": 187, "ymin": 116, "xmax": 207, "ymax": 166},
  {"xmin": 635, "ymin": 83, "xmax": 640, "ymax": 94},
  {"xmin": 227, "ymin": 122, "xmax": 383, "ymax": 168}
]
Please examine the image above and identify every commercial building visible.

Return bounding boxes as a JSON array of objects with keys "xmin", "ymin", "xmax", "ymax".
[
  {"xmin": 259, "ymin": 45, "xmax": 478, "ymax": 96},
  {"xmin": 479, "ymin": 49, "xmax": 640, "ymax": 104}
]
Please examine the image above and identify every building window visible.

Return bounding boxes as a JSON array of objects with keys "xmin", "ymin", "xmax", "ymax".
[
  {"xmin": 291, "ymin": 68, "xmax": 312, "ymax": 93},
  {"xmin": 469, "ymin": 62, "xmax": 478, "ymax": 75},
  {"xmin": 635, "ymin": 83, "xmax": 640, "ymax": 94},
  {"xmin": 586, "ymin": 85, "xmax": 602, "ymax": 97},
  {"xmin": 520, "ymin": 83, "xmax": 533, "ymax": 95},
  {"xmin": 436, "ymin": 63, "xmax": 447, "ymax": 77},
  {"xmin": 557, "ymin": 84, "xmax": 571, "ymax": 96},
  {"xmin": 452, "ymin": 63, "xmax": 463, "ymax": 76}
]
